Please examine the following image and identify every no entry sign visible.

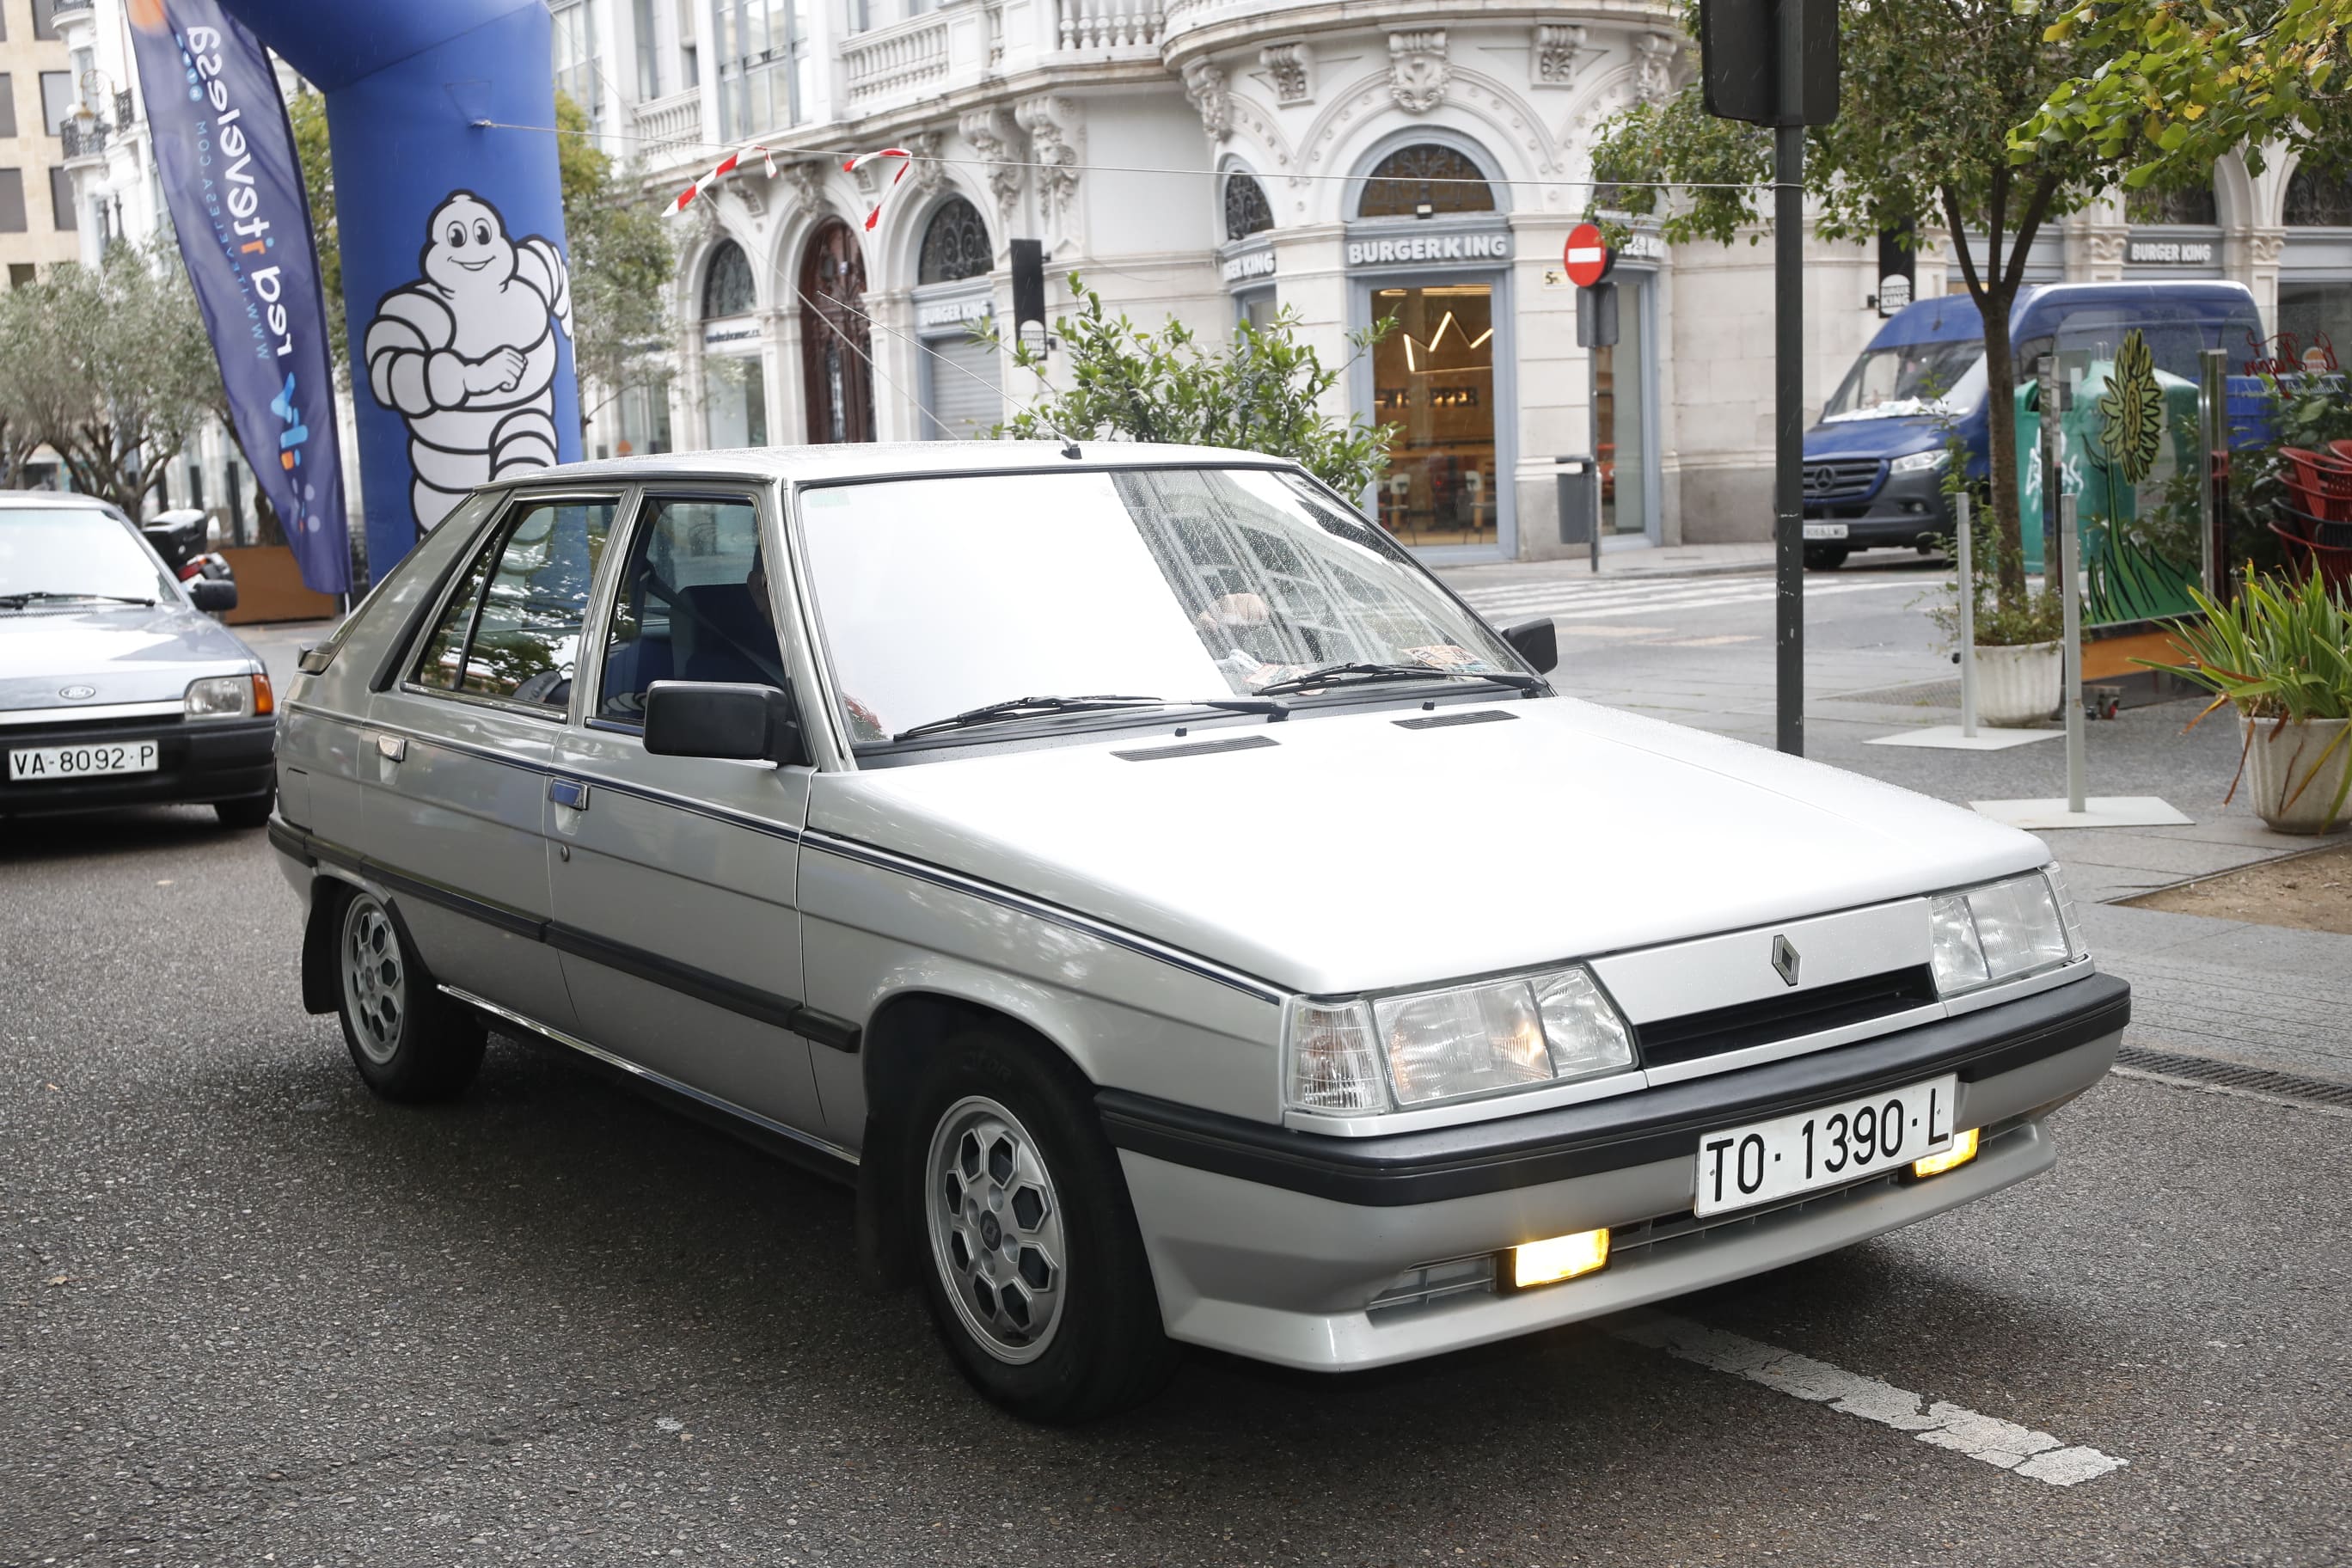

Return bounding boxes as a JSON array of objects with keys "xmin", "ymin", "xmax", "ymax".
[{"xmin": 1564, "ymin": 223, "xmax": 1614, "ymax": 288}]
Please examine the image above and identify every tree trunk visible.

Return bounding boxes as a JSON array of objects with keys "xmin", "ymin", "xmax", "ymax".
[{"xmin": 1976, "ymin": 283, "xmax": 2027, "ymax": 603}]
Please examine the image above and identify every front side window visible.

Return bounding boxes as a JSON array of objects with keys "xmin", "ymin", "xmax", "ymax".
[
  {"xmin": 412, "ymin": 498, "xmax": 616, "ymax": 707},
  {"xmin": 597, "ymin": 495, "xmax": 783, "ymax": 724},
  {"xmin": 799, "ymin": 467, "xmax": 1521, "ymax": 746}
]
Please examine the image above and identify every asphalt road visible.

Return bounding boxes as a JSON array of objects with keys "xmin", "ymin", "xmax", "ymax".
[{"xmin": 6, "ymin": 801, "xmax": 2350, "ymax": 1565}]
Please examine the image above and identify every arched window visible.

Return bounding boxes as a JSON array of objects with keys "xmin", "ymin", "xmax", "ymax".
[
  {"xmin": 917, "ymin": 198, "xmax": 991, "ymax": 285},
  {"xmin": 2284, "ymin": 165, "xmax": 2352, "ymax": 226},
  {"xmin": 702, "ymin": 241, "xmax": 756, "ymax": 319},
  {"xmin": 1357, "ymin": 144, "xmax": 1495, "ymax": 219},
  {"xmin": 2124, "ymin": 185, "xmax": 2216, "ymax": 225},
  {"xmin": 1224, "ymin": 172, "xmax": 1273, "ymax": 242}
]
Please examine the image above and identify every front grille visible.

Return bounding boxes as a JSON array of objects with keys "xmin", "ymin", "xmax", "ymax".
[
  {"xmin": 0, "ymin": 711, "xmax": 183, "ymax": 739},
  {"xmin": 1803, "ymin": 459, "xmax": 1882, "ymax": 501},
  {"xmin": 1635, "ymin": 965, "xmax": 1939, "ymax": 1070}
]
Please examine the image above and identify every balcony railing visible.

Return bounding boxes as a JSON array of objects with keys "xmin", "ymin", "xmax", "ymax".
[
  {"xmin": 115, "ymin": 89, "xmax": 135, "ymax": 128},
  {"xmin": 842, "ymin": 9, "xmax": 952, "ymax": 106},
  {"xmin": 631, "ymin": 88, "xmax": 705, "ymax": 154},
  {"xmin": 49, "ymin": 0, "xmax": 94, "ymax": 15},
  {"xmin": 1057, "ymin": 0, "xmax": 1162, "ymax": 52},
  {"xmin": 60, "ymin": 119, "xmax": 109, "ymax": 162}
]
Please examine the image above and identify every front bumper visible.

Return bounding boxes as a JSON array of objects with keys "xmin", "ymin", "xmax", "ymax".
[
  {"xmin": 1804, "ymin": 465, "xmax": 1953, "ymax": 548},
  {"xmin": 0, "ymin": 714, "xmax": 275, "ymax": 818},
  {"xmin": 1103, "ymin": 971, "xmax": 2125, "ymax": 1370}
]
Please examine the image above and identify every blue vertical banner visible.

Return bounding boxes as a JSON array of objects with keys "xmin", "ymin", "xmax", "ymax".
[{"xmin": 129, "ymin": 0, "xmax": 349, "ymax": 594}]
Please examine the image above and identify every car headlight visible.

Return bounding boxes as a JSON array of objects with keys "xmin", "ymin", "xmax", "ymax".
[
  {"xmin": 1927, "ymin": 869, "xmax": 2082, "ymax": 996},
  {"xmin": 184, "ymin": 674, "xmax": 257, "ymax": 719},
  {"xmin": 1284, "ymin": 966, "xmax": 1635, "ymax": 1112},
  {"xmin": 1890, "ymin": 449, "xmax": 1949, "ymax": 474}
]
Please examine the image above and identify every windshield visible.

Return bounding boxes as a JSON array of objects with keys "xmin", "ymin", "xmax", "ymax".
[
  {"xmin": 0, "ymin": 508, "xmax": 175, "ymax": 605},
  {"xmin": 1822, "ymin": 340, "xmax": 1986, "ymax": 421},
  {"xmin": 798, "ymin": 466, "xmax": 1525, "ymax": 745}
]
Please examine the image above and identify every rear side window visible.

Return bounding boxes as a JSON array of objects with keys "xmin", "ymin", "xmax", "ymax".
[
  {"xmin": 595, "ymin": 495, "xmax": 781, "ymax": 724},
  {"xmin": 412, "ymin": 498, "xmax": 616, "ymax": 708}
]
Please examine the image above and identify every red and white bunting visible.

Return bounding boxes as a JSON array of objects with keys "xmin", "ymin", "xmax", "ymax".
[
  {"xmin": 842, "ymin": 148, "xmax": 914, "ymax": 231},
  {"xmin": 667, "ymin": 144, "xmax": 780, "ymax": 217}
]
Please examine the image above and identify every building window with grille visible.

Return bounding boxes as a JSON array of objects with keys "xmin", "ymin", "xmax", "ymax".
[
  {"xmin": 917, "ymin": 196, "xmax": 989, "ymax": 285},
  {"xmin": 701, "ymin": 240, "xmax": 766, "ymax": 448},
  {"xmin": 1224, "ymin": 173, "xmax": 1273, "ymax": 242},
  {"xmin": 1358, "ymin": 144, "xmax": 1496, "ymax": 220}
]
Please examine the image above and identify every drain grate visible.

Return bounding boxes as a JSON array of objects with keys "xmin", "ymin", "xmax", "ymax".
[{"xmin": 2114, "ymin": 1044, "xmax": 2352, "ymax": 1108}]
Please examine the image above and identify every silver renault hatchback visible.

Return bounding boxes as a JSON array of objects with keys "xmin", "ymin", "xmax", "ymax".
[{"xmin": 269, "ymin": 444, "xmax": 2126, "ymax": 1420}]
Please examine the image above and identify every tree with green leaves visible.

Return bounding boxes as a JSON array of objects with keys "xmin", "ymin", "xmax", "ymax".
[
  {"xmin": 979, "ymin": 275, "xmax": 1395, "ymax": 497},
  {"xmin": 2015, "ymin": 0, "xmax": 2349, "ymax": 187},
  {"xmin": 5, "ymin": 240, "xmax": 221, "ymax": 522},
  {"xmin": 1590, "ymin": 1, "xmax": 2145, "ymax": 608}
]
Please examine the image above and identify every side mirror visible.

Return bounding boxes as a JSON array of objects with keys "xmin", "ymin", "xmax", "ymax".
[
  {"xmin": 188, "ymin": 577, "xmax": 239, "ymax": 614},
  {"xmin": 643, "ymin": 680, "xmax": 808, "ymax": 766},
  {"xmin": 1500, "ymin": 616, "xmax": 1557, "ymax": 675}
]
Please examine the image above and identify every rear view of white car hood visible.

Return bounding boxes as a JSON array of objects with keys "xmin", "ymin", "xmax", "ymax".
[{"xmin": 809, "ymin": 698, "xmax": 2050, "ymax": 996}]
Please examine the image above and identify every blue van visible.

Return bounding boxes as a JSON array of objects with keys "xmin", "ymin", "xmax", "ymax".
[{"xmin": 1800, "ymin": 281, "xmax": 2263, "ymax": 568}]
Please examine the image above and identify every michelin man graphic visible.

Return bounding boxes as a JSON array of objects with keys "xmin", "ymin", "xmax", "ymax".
[{"xmin": 364, "ymin": 193, "xmax": 573, "ymax": 531}]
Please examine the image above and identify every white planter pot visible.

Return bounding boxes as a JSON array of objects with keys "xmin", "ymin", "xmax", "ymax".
[
  {"xmin": 2241, "ymin": 715, "xmax": 2352, "ymax": 835},
  {"xmin": 1972, "ymin": 641, "xmax": 2061, "ymax": 728}
]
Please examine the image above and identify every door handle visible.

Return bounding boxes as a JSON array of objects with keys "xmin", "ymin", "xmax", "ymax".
[
  {"xmin": 375, "ymin": 733, "xmax": 406, "ymax": 763},
  {"xmin": 548, "ymin": 778, "xmax": 591, "ymax": 811}
]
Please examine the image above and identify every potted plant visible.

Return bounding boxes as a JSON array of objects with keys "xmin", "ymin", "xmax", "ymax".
[
  {"xmin": 2141, "ymin": 573, "xmax": 2352, "ymax": 835},
  {"xmin": 1927, "ymin": 493, "xmax": 2067, "ymax": 727}
]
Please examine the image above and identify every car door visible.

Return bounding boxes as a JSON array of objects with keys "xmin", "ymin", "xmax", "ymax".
[
  {"xmin": 361, "ymin": 490, "xmax": 619, "ymax": 1032},
  {"xmin": 544, "ymin": 487, "xmax": 830, "ymax": 1142}
]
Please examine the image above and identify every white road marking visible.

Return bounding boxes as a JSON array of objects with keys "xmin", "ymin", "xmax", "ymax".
[{"xmin": 1613, "ymin": 1312, "xmax": 2128, "ymax": 1486}]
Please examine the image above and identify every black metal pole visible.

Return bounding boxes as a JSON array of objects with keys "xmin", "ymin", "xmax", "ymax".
[{"xmin": 1772, "ymin": 1, "xmax": 1805, "ymax": 756}]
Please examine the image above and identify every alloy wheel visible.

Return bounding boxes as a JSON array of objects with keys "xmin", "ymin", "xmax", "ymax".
[
  {"xmin": 340, "ymin": 895, "xmax": 407, "ymax": 1065},
  {"xmin": 923, "ymin": 1094, "xmax": 1068, "ymax": 1364}
]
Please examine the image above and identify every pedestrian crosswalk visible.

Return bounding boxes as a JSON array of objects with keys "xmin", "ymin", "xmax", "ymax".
[{"xmin": 1449, "ymin": 572, "xmax": 1915, "ymax": 623}]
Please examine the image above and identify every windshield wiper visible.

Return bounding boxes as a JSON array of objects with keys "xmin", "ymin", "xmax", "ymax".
[
  {"xmin": 1250, "ymin": 662, "xmax": 1544, "ymax": 698},
  {"xmin": 894, "ymin": 694, "xmax": 1172, "ymax": 742},
  {"xmin": 0, "ymin": 591, "xmax": 157, "ymax": 609}
]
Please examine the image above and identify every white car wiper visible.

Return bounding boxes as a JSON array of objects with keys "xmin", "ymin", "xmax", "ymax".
[
  {"xmin": 0, "ymin": 591, "xmax": 158, "ymax": 609},
  {"xmin": 1251, "ymin": 662, "xmax": 1542, "ymax": 698}
]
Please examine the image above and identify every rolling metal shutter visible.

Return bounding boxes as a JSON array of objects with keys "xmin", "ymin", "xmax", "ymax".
[{"xmin": 923, "ymin": 335, "xmax": 1002, "ymax": 440}]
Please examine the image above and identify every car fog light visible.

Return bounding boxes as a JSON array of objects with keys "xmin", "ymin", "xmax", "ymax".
[
  {"xmin": 1510, "ymin": 1228, "xmax": 1610, "ymax": 1289},
  {"xmin": 1912, "ymin": 1127, "xmax": 1981, "ymax": 1179}
]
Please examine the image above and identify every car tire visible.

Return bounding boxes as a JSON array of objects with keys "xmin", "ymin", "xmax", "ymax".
[
  {"xmin": 332, "ymin": 886, "xmax": 484, "ymax": 1103},
  {"xmin": 214, "ymin": 788, "xmax": 274, "ymax": 830},
  {"xmin": 1804, "ymin": 545, "xmax": 1849, "ymax": 571},
  {"xmin": 905, "ymin": 1027, "xmax": 1178, "ymax": 1423}
]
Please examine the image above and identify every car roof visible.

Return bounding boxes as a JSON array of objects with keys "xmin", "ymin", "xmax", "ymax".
[{"xmin": 522, "ymin": 440, "xmax": 1302, "ymax": 487}]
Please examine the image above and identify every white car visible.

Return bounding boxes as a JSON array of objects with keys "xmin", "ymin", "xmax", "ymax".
[{"xmin": 268, "ymin": 444, "xmax": 2124, "ymax": 1420}]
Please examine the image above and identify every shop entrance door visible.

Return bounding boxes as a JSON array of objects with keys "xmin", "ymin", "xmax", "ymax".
[
  {"xmin": 1369, "ymin": 282, "xmax": 1503, "ymax": 554},
  {"xmin": 799, "ymin": 218, "xmax": 875, "ymax": 444}
]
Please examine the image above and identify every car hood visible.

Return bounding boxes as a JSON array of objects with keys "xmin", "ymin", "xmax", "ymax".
[
  {"xmin": 807, "ymin": 698, "xmax": 2051, "ymax": 996},
  {"xmin": 1804, "ymin": 414, "xmax": 1949, "ymax": 461},
  {"xmin": 0, "ymin": 602, "xmax": 259, "ymax": 713}
]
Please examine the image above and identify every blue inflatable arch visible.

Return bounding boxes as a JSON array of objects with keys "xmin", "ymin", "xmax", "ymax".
[{"xmin": 219, "ymin": 0, "xmax": 581, "ymax": 575}]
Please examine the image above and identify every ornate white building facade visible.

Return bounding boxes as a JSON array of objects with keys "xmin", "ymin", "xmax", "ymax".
[{"xmin": 45, "ymin": 0, "xmax": 2352, "ymax": 560}]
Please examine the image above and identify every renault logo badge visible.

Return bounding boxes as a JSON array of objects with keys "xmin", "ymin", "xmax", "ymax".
[{"xmin": 1771, "ymin": 934, "xmax": 1801, "ymax": 987}]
